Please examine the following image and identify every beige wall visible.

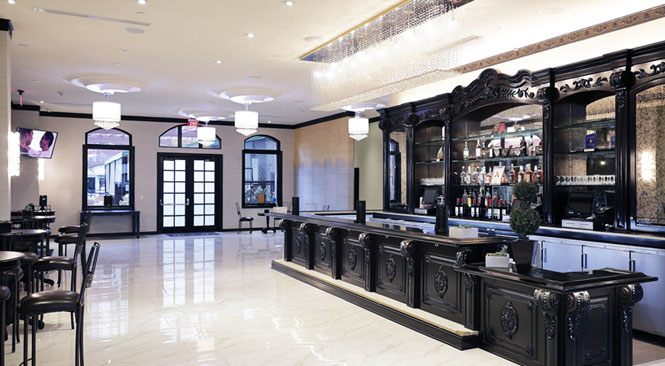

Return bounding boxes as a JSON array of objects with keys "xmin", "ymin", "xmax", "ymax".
[
  {"xmin": 354, "ymin": 122, "xmax": 383, "ymax": 210},
  {"xmin": 10, "ymin": 110, "xmax": 294, "ymax": 232},
  {"xmin": 0, "ymin": 32, "xmax": 10, "ymax": 220},
  {"xmin": 294, "ymin": 117, "xmax": 354, "ymax": 211}
]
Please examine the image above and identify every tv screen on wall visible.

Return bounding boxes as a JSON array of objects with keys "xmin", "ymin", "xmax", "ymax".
[{"xmin": 17, "ymin": 128, "xmax": 58, "ymax": 159}]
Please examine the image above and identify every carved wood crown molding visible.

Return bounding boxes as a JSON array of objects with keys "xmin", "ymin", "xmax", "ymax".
[
  {"xmin": 450, "ymin": 69, "xmax": 536, "ymax": 116},
  {"xmin": 453, "ymin": 5, "xmax": 665, "ymax": 75}
]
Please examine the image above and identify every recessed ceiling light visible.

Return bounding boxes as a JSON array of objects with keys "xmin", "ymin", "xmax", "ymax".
[
  {"xmin": 8, "ymin": 0, "xmax": 15, "ymax": 5},
  {"xmin": 268, "ymin": 120, "xmax": 272, "ymax": 123},
  {"xmin": 114, "ymin": 63, "xmax": 121, "ymax": 66},
  {"xmin": 246, "ymin": 33, "xmax": 255, "ymax": 39},
  {"xmin": 284, "ymin": 1, "xmax": 294, "ymax": 6},
  {"xmin": 215, "ymin": 60, "xmax": 222, "ymax": 64},
  {"xmin": 137, "ymin": 0, "xmax": 147, "ymax": 5},
  {"xmin": 39, "ymin": 100, "xmax": 44, "ymax": 104},
  {"xmin": 124, "ymin": 27, "xmax": 145, "ymax": 34}
]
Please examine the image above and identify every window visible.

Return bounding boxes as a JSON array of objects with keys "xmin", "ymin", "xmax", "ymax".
[
  {"xmin": 242, "ymin": 135, "xmax": 282, "ymax": 208},
  {"xmin": 159, "ymin": 125, "xmax": 221, "ymax": 149},
  {"xmin": 83, "ymin": 128, "xmax": 134, "ymax": 209}
]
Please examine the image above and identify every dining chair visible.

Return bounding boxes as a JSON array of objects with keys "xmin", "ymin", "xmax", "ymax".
[
  {"xmin": 0, "ymin": 285, "xmax": 9, "ymax": 366},
  {"xmin": 18, "ymin": 242, "xmax": 100, "ymax": 366},
  {"xmin": 54, "ymin": 224, "xmax": 89, "ymax": 287},
  {"xmin": 236, "ymin": 203, "xmax": 254, "ymax": 233}
]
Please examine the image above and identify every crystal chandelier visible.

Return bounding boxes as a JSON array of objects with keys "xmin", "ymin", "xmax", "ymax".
[
  {"xmin": 92, "ymin": 94, "xmax": 121, "ymax": 130},
  {"xmin": 304, "ymin": 0, "xmax": 464, "ymax": 111},
  {"xmin": 234, "ymin": 104, "xmax": 258, "ymax": 136},
  {"xmin": 348, "ymin": 113, "xmax": 369, "ymax": 141}
]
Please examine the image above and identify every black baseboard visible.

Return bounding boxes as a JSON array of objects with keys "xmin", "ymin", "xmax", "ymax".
[
  {"xmin": 86, "ymin": 231, "xmax": 157, "ymax": 238},
  {"xmin": 634, "ymin": 329, "xmax": 665, "ymax": 347},
  {"xmin": 271, "ymin": 260, "xmax": 479, "ymax": 350}
]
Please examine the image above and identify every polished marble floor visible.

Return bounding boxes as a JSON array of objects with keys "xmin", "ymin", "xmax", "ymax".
[{"xmin": 4, "ymin": 232, "xmax": 665, "ymax": 365}]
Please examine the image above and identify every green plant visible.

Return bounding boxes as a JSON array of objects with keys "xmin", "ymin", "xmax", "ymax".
[
  {"xmin": 513, "ymin": 181, "xmax": 538, "ymax": 207},
  {"xmin": 24, "ymin": 203, "xmax": 35, "ymax": 211},
  {"xmin": 509, "ymin": 204, "xmax": 541, "ymax": 240},
  {"xmin": 487, "ymin": 244, "xmax": 508, "ymax": 256},
  {"xmin": 458, "ymin": 224, "xmax": 472, "ymax": 229}
]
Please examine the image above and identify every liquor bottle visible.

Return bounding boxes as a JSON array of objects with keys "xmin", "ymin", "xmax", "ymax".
[
  {"xmin": 506, "ymin": 165, "xmax": 514, "ymax": 185},
  {"xmin": 485, "ymin": 168, "xmax": 493, "ymax": 185},
  {"xmin": 525, "ymin": 135, "xmax": 531, "ymax": 157},
  {"xmin": 501, "ymin": 200, "xmax": 507, "ymax": 220},
  {"xmin": 454, "ymin": 198, "xmax": 459, "ymax": 217},
  {"xmin": 518, "ymin": 166, "xmax": 525, "ymax": 183},
  {"xmin": 519, "ymin": 135, "xmax": 527, "ymax": 157},
  {"xmin": 471, "ymin": 168, "xmax": 478, "ymax": 185},
  {"xmin": 462, "ymin": 190, "xmax": 469, "ymax": 217},
  {"xmin": 512, "ymin": 165, "xmax": 518, "ymax": 184},
  {"xmin": 532, "ymin": 165, "xmax": 539, "ymax": 184},
  {"xmin": 481, "ymin": 140, "xmax": 488, "ymax": 159},
  {"xmin": 530, "ymin": 134, "xmax": 537, "ymax": 156},
  {"xmin": 460, "ymin": 167, "xmax": 466, "ymax": 186},
  {"xmin": 474, "ymin": 198, "xmax": 480, "ymax": 218},
  {"xmin": 492, "ymin": 193, "xmax": 499, "ymax": 220},
  {"xmin": 525, "ymin": 164, "xmax": 533, "ymax": 183},
  {"xmin": 467, "ymin": 188, "xmax": 472, "ymax": 209},
  {"xmin": 488, "ymin": 142, "xmax": 494, "ymax": 158},
  {"xmin": 466, "ymin": 166, "xmax": 472, "ymax": 185},
  {"xmin": 470, "ymin": 198, "xmax": 475, "ymax": 218},
  {"xmin": 501, "ymin": 166, "xmax": 508, "ymax": 185},
  {"xmin": 463, "ymin": 141, "xmax": 470, "ymax": 160},
  {"xmin": 480, "ymin": 195, "xmax": 486, "ymax": 219},
  {"xmin": 493, "ymin": 140, "xmax": 501, "ymax": 158},
  {"xmin": 485, "ymin": 191, "xmax": 492, "ymax": 219},
  {"xmin": 539, "ymin": 166, "xmax": 544, "ymax": 184},
  {"xmin": 478, "ymin": 167, "xmax": 485, "ymax": 185},
  {"xmin": 475, "ymin": 139, "xmax": 481, "ymax": 160}
]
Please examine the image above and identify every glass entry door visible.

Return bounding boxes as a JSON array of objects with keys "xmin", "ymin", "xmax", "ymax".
[{"xmin": 157, "ymin": 153, "xmax": 222, "ymax": 233}]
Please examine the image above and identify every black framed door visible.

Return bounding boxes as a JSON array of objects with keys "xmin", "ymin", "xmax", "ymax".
[{"xmin": 157, "ymin": 153, "xmax": 223, "ymax": 233}]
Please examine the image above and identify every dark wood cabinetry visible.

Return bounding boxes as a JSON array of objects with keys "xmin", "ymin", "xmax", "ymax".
[{"xmin": 380, "ymin": 41, "xmax": 665, "ymax": 234}]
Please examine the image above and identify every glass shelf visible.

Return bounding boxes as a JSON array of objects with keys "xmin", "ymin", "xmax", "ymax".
[
  {"xmin": 414, "ymin": 140, "xmax": 446, "ymax": 146},
  {"xmin": 554, "ymin": 119, "xmax": 615, "ymax": 130},
  {"xmin": 415, "ymin": 160, "xmax": 445, "ymax": 165},
  {"xmin": 416, "ymin": 183, "xmax": 446, "ymax": 187},
  {"xmin": 553, "ymin": 149, "xmax": 615, "ymax": 156},
  {"xmin": 451, "ymin": 127, "xmax": 542, "ymax": 142},
  {"xmin": 451, "ymin": 154, "xmax": 542, "ymax": 164},
  {"xmin": 555, "ymin": 184, "xmax": 614, "ymax": 187}
]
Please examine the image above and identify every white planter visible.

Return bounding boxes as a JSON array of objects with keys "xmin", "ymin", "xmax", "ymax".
[
  {"xmin": 449, "ymin": 226, "xmax": 478, "ymax": 239},
  {"xmin": 485, "ymin": 254, "xmax": 510, "ymax": 268}
]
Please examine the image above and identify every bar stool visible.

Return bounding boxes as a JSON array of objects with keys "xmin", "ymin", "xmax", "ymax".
[{"xmin": 19, "ymin": 242, "xmax": 100, "ymax": 366}]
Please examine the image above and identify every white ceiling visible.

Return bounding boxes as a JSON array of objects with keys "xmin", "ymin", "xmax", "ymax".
[{"xmin": 2, "ymin": 0, "xmax": 664, "ymax": 125}]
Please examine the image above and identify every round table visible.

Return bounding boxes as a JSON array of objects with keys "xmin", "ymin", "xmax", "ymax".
[
  {"xmin": 257, "ymin": 212, "xmax": 277, "ymax": 233},
  {"xmin": 32, "ymin": 216, "xmax": 56, "ymax": 230}
]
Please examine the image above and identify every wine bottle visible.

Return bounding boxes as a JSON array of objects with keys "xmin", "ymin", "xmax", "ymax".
[
  {"xmin": 475, "ymin": 139, "xmax": 481, "ymax": 159},
  {"xmin": 462, "ymin": 190, "xmax": 469, "ymax": 217},
  {"xmin": 481, "ymin": 140, "xmax": 488, "ymax": 159},
  {"xmin": 519, "ymin": 135, "xmax": 527, "ymax": 157}
]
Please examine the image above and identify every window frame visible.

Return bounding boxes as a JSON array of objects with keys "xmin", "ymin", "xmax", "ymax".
[
  {"xmin": 242, "ymin": 135, "xmax": 282, "ymax": 209},
  {"xmin": 158, "ymin": 125, "xmax": 221, "ymax": 149},
  {"xmin": 82, "ymin": 128, "xmax": 135, "ymax": 211}
]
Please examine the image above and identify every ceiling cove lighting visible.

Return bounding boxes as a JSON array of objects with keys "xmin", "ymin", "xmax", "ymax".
[
  {"xmin": 348, "ymin": 113, "xmax": 369, "ymax": 141},
  {"xmin": 234, "ymin": 104, "xmax": 259, "ymax": 136},
  {"xmin": 303, "ymin": 0, "xmax": 465, "ymax": 111},
  {"xmin": 92, "ymin": 94, "xmax": 121, "ymax": 130}
]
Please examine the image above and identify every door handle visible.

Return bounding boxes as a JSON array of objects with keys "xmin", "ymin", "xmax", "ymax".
[
  {"xmin": 581, "ymin": 253, "xmax": 588, "ymax": 269},
  {"xmin": 186, "ymin": 198, "xmax": 190, "ymax": 206},
  {"xmin": 543, "ymin": 247, "xmax": 547, "ymax": 263},
  {"xmin": 629, "ymin": 259, "xmax": 636, "ymax": 272}
]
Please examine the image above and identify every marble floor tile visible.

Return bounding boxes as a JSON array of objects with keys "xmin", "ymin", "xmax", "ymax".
[{"xmin": 1, "ymin": 232, "xmax": 658, "ymax": 365}]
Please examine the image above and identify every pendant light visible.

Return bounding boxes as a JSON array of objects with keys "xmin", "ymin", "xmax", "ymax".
[
  {"xmin": 235, "ymin": 103, "xmax": 258, "ymax": 136},
  {"xmin": 93, "ymin": 93, "xmax": 121, "ymax": 130},
  {"xmin": 197, "ymin": 120, "xmax": 217, "ymax": 146},
  {"xmin": 348, "ymin": 112, "xmax": 369, "ymax": 141}
]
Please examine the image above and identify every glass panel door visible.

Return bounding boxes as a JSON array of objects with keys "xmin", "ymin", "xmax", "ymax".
[{"xmin": 158, "ymin": 154, "xmax": 221, "ymax": 233}]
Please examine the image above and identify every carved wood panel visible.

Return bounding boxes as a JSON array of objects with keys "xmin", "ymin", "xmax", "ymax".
[
  {"xmin": 375, "ymin": 243, "xmax": 407, "ymax": 303},
  {"xmin": 291, "ymin": 230, "xmax": 307, "ymax": 267},
  {"xmin": 341, "ymin": 237, "xmax": 364, "ymax": 288},
  {"xmin": 582, "ymin": 297, "xmax": 611, "ymax": 364},
  {"xmin": 421, "ymin": 254, "xmax": 462, "ymax": 321},
  {"xmin": 312, "ymin": 231, "xmax": 332, "ymax": 276}
]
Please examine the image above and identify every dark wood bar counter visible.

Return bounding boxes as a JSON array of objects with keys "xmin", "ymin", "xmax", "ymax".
[{"xmin": 270, "ymin": 213, "xmax": 656, "ymax": 365}]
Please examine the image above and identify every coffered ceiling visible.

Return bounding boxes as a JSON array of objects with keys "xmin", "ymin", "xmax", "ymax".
[{"xmin": 2, "ymin": 0, "xmax": 664, "ymax": 125}]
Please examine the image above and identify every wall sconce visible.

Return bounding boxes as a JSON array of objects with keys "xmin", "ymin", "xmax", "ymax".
[
  {"xmin": 38, "ymin": 158, "xmax": 45, "ymax": 181},
  {"xmin": 8, "ymin": 131, "xmax": 19, "ymax": 177}
]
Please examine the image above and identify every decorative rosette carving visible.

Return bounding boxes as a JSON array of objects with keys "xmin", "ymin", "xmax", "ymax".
[
  {"xmin": 500, "ymin": 302, "xmax": 519, "ymax": 340},
  {"xmin": 434, "ymin": 266, "xmax": 448, "ymax": 298},
  {"xmin": 385, "ymin": 257, "xmax": 396, "ymax": 282},
  {"xmin": 348, "ymin": 248, "xmax": 358, "ymax": 270},
  {"xmin": 455, "ymin": 248, "xmax": 472, "ymax": 268}
]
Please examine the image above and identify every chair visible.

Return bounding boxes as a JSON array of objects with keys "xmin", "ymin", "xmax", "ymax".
[
  {"xmin": 322, "ymin": 205, "xmax": 330, "ymax": 211},
  {"xmin": 18, "ymin": 242, "xmax": 100, "ymax": 366},
  {"xmin": 235, "ymin": 203, "xmax": 253, "ymax": 233},
  {"xmin": 0, "ymin": 285, "xmax": 9, "ymax": 366},
  {"xmin": 54, "ymin": 224, "xmax": 89, "ymax": 287},
  {"xmin": 33, "ymin": 231, "xmax": 87, "ymax": 329}
]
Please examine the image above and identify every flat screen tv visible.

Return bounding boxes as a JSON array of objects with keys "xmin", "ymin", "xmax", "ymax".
[{"xmin": 17, "ymin": 128, "xmax": 58, "ymax": 159}]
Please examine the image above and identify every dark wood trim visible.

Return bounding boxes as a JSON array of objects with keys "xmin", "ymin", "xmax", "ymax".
[
  {"xmin": 271, "ymin": 260, "xmax": 480, "ymax": 350},
  {"xmin": 0, "ymin": 19, "xmax": 13, "ymax": 38},
  {"xmin": 82, "ymin": 144, "xmax": 135, "ymax": 211},
  {"xmin": 292, "ymin": 111, "xmax": 354, "ymax": 129},
  {"xmin": 11, "ymin": 103, "xmax": 40, "ymax": 111}
]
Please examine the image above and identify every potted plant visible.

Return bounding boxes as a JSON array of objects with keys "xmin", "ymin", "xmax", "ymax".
[
  {"xmin": 509, "ymin": 182, "xmax": 541, "ymax": 274},
  {"xmin": 449, "ymin": 224, "xmax": 478, "ymax": 239},
  {"xmin": 485, "ymin": 245, "xmax": 509, "ymax": 268}
]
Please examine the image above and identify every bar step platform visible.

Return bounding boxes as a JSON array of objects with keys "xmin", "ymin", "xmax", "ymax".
[{"xmin": 271, "ymin": 259, "xmax": 479, "ymax": 350}]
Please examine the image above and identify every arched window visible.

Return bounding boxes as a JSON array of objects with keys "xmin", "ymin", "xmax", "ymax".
[
  {"xmin": 242, "ymin": 135, "xmax": 282, "ymax": 208},
  {"xmin": 159, "ymin": 125, "xmax": 221, "ymax": 149},
  {"xmin": 83, "ymin": 128, "xmax": 134, "ymax": 209}
]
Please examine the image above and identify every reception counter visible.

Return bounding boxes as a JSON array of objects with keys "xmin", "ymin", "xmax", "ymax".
[{"xmin": 270, "ymin": 213, "xmax": 656, "ymax": 365}]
